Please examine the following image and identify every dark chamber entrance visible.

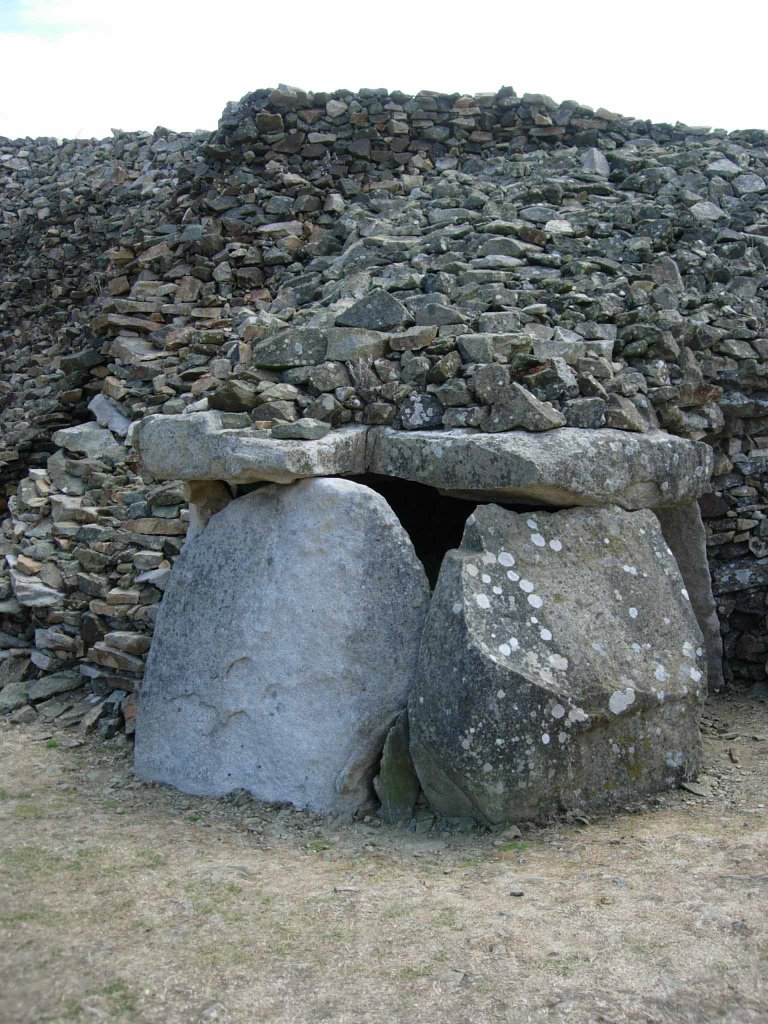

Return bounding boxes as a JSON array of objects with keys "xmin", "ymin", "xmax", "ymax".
[{"xmin": 352, "ymin": 475, "xmax": 474, "ymax": 588}]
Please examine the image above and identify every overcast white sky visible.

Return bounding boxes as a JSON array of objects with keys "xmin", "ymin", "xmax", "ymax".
[{"xmin": 0, "ymin": 0, "xmax": 766, "ymax": 140}]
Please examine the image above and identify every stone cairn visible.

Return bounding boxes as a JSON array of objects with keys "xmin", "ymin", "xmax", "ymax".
[{"xmin": 2, "ymin": 85, "xmax": 767, "ymax": 823}]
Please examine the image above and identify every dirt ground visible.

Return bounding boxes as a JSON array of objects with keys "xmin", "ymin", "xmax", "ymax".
[{"xmin": 1, "ymin": 691, "xmax": 766, "ymax": 1024}]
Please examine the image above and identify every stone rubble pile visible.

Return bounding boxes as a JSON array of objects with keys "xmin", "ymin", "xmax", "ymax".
[{"xmin": 1, "ymin": 84, "xmax": 768, "ymax": 771}]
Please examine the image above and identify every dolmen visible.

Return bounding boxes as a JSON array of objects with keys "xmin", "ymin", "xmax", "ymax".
[{"xmin": 134, "ymin": 412, "xmax": 717, "ymax": 824}]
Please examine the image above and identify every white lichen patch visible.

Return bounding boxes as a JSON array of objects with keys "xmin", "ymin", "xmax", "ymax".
[
  {"xmin": 506, "ymin": 569, "xmax": 520, "ymax": 582},
  {"xmin": 568, "ymin": 707, "xmax": 589, "ymax": 724},
  {"xmin": 519, "ymin": 579, "xmax": 534, "ymax": 593},
  {"xmin": 526, "ymin": 519, "xmax": 538, "ymax": 530},
  {"xmin": 481, "ymin": 573, "xmax": 491, "ymax": 584},
  {"xmin": 681, "ymin": 588, "xmax": 690, "ymax": 601},
  {"xmin": 540, "ymin": 627, "xmax": 552, "ymax": 641},
  {"xmin": 481, "ymin": 551, "xmax": 497, "ymax": 565},
  {"xmin": 549, "ymin": 539, "xmax": 562, "ymax": 552},
  {"xmin": 531, "ymin": 533, "xmax": 546, "ymax": 547},
  {"xmin": 475, "ymin": 594, "xmax": 490, "ymax": 609},
  {"xmin": 452, "ymin": 601, "xmax": 463, "ymax": 615},
  {"xmin": 498, "ymin": 642, "xmax": 511, "ymax": 657},
  {"xmin": 609, "ymin": 688, "xmax": 636, "ymax": 715},
  {"xmin": 528, "ymin": 594, "xmax": 543, "ymax": 609},
  {"xmin": 498, "ymin": 551, "xmax": 515, "ymax": 567},
  {"xmin": 541, "ymin": 733, "xmax": 550, "ymax": 745},
  {"xmin": 622, "ymin": 564, "xmax": 637, "ymax": 575},
  {"xmin": 548, "ymin": 653, "xmax": 568, "ymax": 671},
  {"xmin": 629, "ymin": 607, "xmax": 638, "ymax": 619},
  {"xmin": 466, "ymin": 563, "xmax": 479, "ymax": 578},
  {"xmin": 551, "ymin": 703, "xmax": 565, "ymax": 719},
  {"xmin": 654, "ymin": 664, "xmax": 669, "ymax": 683}
]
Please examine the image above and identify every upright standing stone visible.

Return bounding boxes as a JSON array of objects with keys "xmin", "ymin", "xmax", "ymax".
[
  {"xmin": 135, "ymin": 478, "xmax": 430, "ymax": 814},
  {"xmin": 409, "ymin": 504, "xmax": 706, "ymax": 824},
  {"xmin": 655, "ymin": 502, "xmax": 725, "ymax": 692}
]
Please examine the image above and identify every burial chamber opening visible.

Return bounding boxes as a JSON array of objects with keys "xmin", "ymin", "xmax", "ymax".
[{"xmin": 348, "ymin": 474, "xmax": 573, "ymax": 588}]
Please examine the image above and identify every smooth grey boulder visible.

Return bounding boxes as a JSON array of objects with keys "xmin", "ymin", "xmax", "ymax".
[
  {"xmin": 367, "ymin": 427, "xmax": 713, "ymax": 509},
  {"xmin": 136, "ymin": 413, "xmax": 367, "ymax": 484},
  {"xmin": 655, "ymin": 502, "xmax": 725, "ymax": 693},
  {"xmin": 135, "ymin": 478, "xmax": 431, "ymax": 814},
  {"xmin": 408, "ymin": 504, "xmax": 706, "ymax": 824}
]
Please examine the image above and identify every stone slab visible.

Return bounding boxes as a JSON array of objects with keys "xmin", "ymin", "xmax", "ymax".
[
  {"xmin": 367, "ymin": 427, "xmax": 713, "ymax": 509},
  {"xmin": 655, "ymin": 502, "xmax": 725, "ymax": 693},
  {"xmin": 134, "ymin": 478, "xmax": 431, "ymax": 814},
  {"xmin": 136, "ymin": 417, "xmax": 712, "ymax": 511},
  {"xmin": 408, "ymin": 503, "xmax": 706, "ymax": 825},
  {"xmin": 136, "ymin": 413, "xmax": 367, "ymax": 484}
]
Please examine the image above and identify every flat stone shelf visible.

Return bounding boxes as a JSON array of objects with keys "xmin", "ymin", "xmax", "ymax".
[
  {"xmin": 367, "ymin": 427, "xmax": 713, "ymax": 509},
  {"xmin": 136, "ymin": 413, "xmax": 367, "ymax": 485},
  {"xmin": 136, "ymin": 412, "xmax": 713, "ymax": 509}
]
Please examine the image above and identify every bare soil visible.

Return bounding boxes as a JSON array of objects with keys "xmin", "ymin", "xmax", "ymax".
[{"xmin": 1, "ymin": 691, "xmax": 767, "ymax": 1024}]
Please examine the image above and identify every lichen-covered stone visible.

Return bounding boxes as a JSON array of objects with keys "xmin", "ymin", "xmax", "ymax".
[{"xmin": 408, "ymin": 503, "xmax": 706, "ymax": 824}]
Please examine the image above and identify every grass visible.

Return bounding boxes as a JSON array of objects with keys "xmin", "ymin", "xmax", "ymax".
[
  {"xmin": 543, "ymin": 953, "xmax": 590, "ymax": 976},
  {"xmin": 306, "ymin": 838, "xmax": 334, "ymax": 852},
  {"xmin": 434, "ymin": 906, "xmax": 460, "ymax": 929},
  {"xmin": 398, "ymin": 964, "xmax": 432, "ymax": 981},
  {"xmin": 0, "ymin": 904, "xmax": 62, "ymax": 926},
  {"xmin": 61, "ymin": 979, "xmax": 138, "ymax": 1021},
  {"xmin": 132, "ymin": 846, "xmax": 167, "ymax": 869},
  {"xmin": 11, "ymin": 801, "xmax": 46, "ymax": 819},
  {"xmin": 498, "ymin": 840, "xmax": 528, "ymax": 853},
  {"xmin": 0, "ymin": 787, "xmax": 32, "ymax": 801},
  {"xmin": 0, "ymin": 845, "xmax": 63, "ymax": 879},
  {"xmin": 183, "ymin": 879, "xmax": 244, "ymax": 918}
]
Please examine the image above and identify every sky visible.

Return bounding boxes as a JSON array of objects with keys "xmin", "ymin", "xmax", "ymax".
[{"xmin": 0, "ymin": 0, "xmax": 766, "ymax": 140}]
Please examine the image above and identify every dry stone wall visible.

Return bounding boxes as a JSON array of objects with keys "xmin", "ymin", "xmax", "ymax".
[{"xmin": 2, "ymin": 85, "xmax": 768, "ymax": 743}]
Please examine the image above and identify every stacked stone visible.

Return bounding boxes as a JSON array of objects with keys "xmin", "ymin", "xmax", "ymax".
[
  {"xmin": 2, "ymin": 85, "xmax": 768, "ymax": 736},
  {"xmin": 0, "ymin": 128, "xmax": 207, "ymax": 512},
  {"xmin": 0, "ymin": 418, "xmax": 186, "ymax": 733}
]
